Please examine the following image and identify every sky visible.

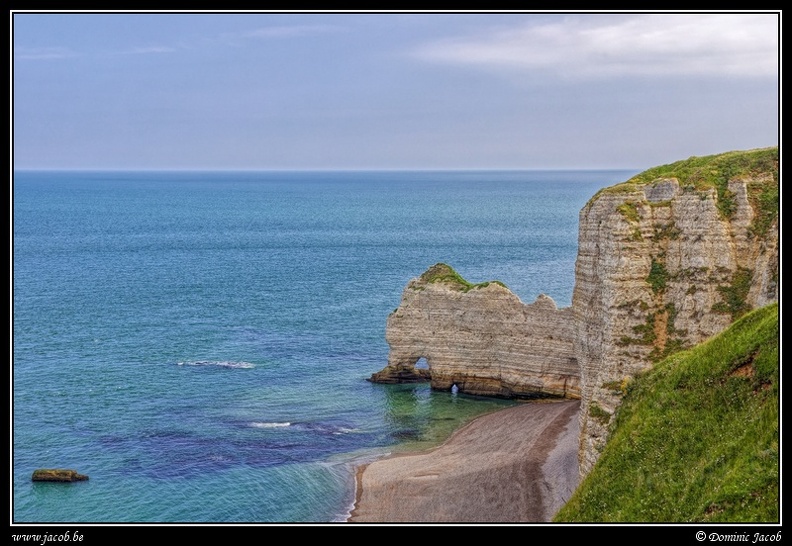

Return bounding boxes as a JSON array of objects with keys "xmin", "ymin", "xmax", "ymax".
[{"xmin": 11, "ymin": 11, "xmax": 780, "ymax": 171}]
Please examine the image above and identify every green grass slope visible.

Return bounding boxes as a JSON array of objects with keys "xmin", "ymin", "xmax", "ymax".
[{"xmin": 555, "ymin": 303, "xmax": 779, "ymax": 522}]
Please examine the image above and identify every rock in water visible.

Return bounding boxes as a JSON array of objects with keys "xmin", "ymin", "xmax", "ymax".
[{"xmin": 31, "ymin": 469, "xmax": 89, "ymax": 482}]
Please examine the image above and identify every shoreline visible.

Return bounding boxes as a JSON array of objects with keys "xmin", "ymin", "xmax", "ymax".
[{"xmin": 347, "ymin": 399, "xmax": 580, "ymax": 523}]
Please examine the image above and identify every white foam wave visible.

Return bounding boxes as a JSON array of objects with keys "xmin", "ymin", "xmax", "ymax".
[
  {"xmin": 333, "ymin": 427, "xmax": 362, "ymax": 435},
  {"xmin": 177, "ymin": 360, "xmax": 255, "ymax": 369},
  {"xmin": 250, "ymin": 422, "xmax": 291, "ymax": 429}
]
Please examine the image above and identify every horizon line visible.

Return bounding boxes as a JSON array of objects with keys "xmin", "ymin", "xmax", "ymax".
[{"xmin": 12, "ymin": 166, "xmax": 642, "ymax": 173}]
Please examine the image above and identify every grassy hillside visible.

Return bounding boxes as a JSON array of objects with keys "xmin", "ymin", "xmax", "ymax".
[{"xmin": 555, "ymin": 303, "xmax": 779, "ymax": 522}]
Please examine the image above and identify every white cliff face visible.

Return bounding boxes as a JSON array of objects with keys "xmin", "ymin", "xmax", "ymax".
[
  {"xmin": 574, "ymin": 174, "xmax": 779, "ymax": 475},
  {"xmin": 369, "ymin": 149, "xmax": 778, "ymax": 480},
  {"xmin": 371, "ymin": 264, "xmax": 579, "ymax": 399}
]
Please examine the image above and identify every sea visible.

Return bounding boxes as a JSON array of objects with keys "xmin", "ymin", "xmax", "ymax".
[{"xmin": 12, "ymin": 169, "xmax": 634, "ymax": 524}]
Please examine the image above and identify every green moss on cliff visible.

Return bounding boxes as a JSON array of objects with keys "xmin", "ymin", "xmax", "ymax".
[
  {"xmin": 616, "ymin": 201, "xmax": 641, "ymax": 223},
  {"xmin": 555, "ymin": 304, "xmax": 779, "ymax": 522},
  {"xmin": 749, "ymin": 180, "xmax": 779, "ymax": 238},
  {"xmin": 646, "ymin": 259, "xmax": 668, "ymax": 295},
  {"xmin": 712, "ymin": 267, "xmax": 754, "ymax": 320},
  {"xmin": 625, "ymin": 147, "xmax": 777, "ymax": 191},
  {"xmin": 587, "ymin": 147, "xmax": 778, "ymax": 228},
  {"xmin": 417, "ymin": 263, "xmax": 507, "ymax": 293},
  {"xmin": 588, "ymin": 401, "xmax": 612, "ymax": 425}
]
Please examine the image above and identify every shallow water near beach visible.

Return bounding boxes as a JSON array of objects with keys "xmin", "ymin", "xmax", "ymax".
[{"xmin": 13, "ymin": 169, "xmax": 631, "ymax": 522}]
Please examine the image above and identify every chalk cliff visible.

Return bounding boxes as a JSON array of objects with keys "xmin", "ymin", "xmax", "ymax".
[
  {"xmin": 369, "ymin": 147, "xmax": 778, "ymax": 478},
  {"xmin": 370, "ymin": 263, "xmax": 579, "ymax": 399},
  {"xmin": 574, "ymin": 147, "xmax": 778, "ymax": 475}
]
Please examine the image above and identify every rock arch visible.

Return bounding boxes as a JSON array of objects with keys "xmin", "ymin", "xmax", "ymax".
[{"xmin": 369, "ymin": 264, "xmax": 580, "ymax": 399}]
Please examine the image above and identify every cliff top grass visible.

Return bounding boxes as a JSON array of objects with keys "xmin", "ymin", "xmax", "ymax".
[
  {"xmin": 624, "ymin": 146, "xmax": 778, "ymax": 189},
  {"xmin": 587, "ymin": 147, "xmax": 778, "ymax": 231},
  {"xmin": 416, "ymin": 263, "xmax": 507, "ymax": 292},
  {"xmin": 554, "ymin": 303, "xmax": 779, "ymax": 523}
]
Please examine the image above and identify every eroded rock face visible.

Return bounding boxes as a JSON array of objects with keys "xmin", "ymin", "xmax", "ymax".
[
  {"xmin": 574, "ymin": 175, "xmax": 779, "ymax": 475},
  {"xmin": 370, "ymin": 264, "xmax": 579, "ymax": 399},
  {"xmin": 369, "ymin": 149, "xmax": 778, "ymax": 481}
]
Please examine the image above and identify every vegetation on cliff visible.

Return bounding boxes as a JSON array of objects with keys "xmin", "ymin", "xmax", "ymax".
[
  {"xmin": 625, "ymin": 147, "xmax": 777, "ymax": 189},
  {"xmin": 555, "ymin": 303, "xmax": 778, "ymax": 522},
  {"xmin": 589, "ymin": 147, "xmax": 778, "ymax": 234},
  {"xmin": 415, "ymin": 263, "xmax": 507, "ymax": 292}
]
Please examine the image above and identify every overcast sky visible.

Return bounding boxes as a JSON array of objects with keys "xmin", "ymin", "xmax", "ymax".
[{"xmin": 11, "ymin": 11, "xmax": 780, "ymax": 171}]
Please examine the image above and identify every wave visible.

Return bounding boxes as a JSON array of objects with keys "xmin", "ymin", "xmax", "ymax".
[
  {"xmin": 247, "ymin": 422, "xmax": 362, "ymax": 434},
  {"xmin": 177, "ymin": 360, "xmax": 256, "ymax": 369},
  {"xmin": 333, "ymin": 427, "xmax": 362, "ymax": 435},
  {"xmin": 250, "ymin": 422, "xmax": 291, "ymax": 428}
]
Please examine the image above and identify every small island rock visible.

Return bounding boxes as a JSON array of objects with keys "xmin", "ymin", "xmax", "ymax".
[{"xmin": 32, "ymin": 469, "xmax": 89, "ymax": 482}]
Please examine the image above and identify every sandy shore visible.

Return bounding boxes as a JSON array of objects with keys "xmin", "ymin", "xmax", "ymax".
[{"xmin": 348, "ymin": 399, "xmax": 580, "ymax": 523}]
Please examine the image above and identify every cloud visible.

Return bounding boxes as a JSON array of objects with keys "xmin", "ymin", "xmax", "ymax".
[
  {"xmin": 228, "ymin": 24, "xmax": 344, "ymax": 41},
  {"xmin": 15, "ymin": 44, "xmax": 178, "ymax": 61},
  {"xmin": 414, "ymin": 14, "xmax": 779, "ymax": 79},
  {"xmin": 14, "ymin": 46, "xmax": 77, "ymax": 60},
  {"xmin": 247, "ymin": 24, "xmax": 343, "ymax": 38},
  {"xmin": 124, "ymin": 46, "xmax": 178, "ymax": 55}
]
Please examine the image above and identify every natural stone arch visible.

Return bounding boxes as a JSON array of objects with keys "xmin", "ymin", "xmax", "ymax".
[
  {"xmin": 369, "ymin": 263, "xmax": 580, "ymax": 399},
  {"xmin": 368, "ymin": 354, "xmax": 431, "ymax": 384}
]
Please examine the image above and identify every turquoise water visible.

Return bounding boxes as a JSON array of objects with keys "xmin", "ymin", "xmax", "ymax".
[{"xmin": 12, "ymin": 169, "xmax": 631, "ymax": 522}]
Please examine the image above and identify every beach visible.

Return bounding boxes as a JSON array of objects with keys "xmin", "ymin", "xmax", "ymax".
[{"xmin": 348, "ymin": 399, "xmax": 580, "ymax": 523}]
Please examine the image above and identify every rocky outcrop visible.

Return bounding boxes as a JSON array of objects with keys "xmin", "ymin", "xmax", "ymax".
[
  {"xmin": 574, "ymin": 149, "xmax": 779, "ymax": 475},
  {"xmin": 370, "ymin": 263, "xmax": 579, "ymax": 399},
  {"xmin": 31, "ymin": 469, "xmax": 89, "ymax": 482}
]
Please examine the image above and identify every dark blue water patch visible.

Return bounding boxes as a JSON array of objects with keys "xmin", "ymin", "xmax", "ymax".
[
  {"xmin": 96, "ymin": 419, "xmax": 382, "ymax": 480},
  {"xmin": 98, "ymin": 430, "xmax": 298, "ymax": 479}
]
